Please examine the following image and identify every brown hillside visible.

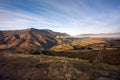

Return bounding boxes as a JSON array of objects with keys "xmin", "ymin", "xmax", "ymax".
[
  {"xmin": 72, "ymin": 38, "xmax": 106, "ymax": 46},
  {"xmin": 0, "ymin": 28, "xmax": 70, "ymax": 52}
]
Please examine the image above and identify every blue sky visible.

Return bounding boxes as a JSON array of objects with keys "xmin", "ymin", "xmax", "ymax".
[{"xmin": 0, "ymin": 0, "xmax": 120, "ymax": 35}]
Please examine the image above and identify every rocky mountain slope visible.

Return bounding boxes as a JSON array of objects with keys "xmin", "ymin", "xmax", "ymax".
[{"xmin": 0, "ymin": 28, "xmax": 70, "ymax": 52}]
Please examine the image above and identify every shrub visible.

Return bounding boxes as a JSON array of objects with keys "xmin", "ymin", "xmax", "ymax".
[
  {"xmin": 30, "ymin": 50, "xmax": 40, "ymax": 55},
  {"xmin": 35, "ymin": 63, "xmax": 46, "ymax": 68}
]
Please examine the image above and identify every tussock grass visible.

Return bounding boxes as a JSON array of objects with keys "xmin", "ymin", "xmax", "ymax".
[{"xmin": 0, "ymin": 53, "xmax": 120, "ymax": 80}]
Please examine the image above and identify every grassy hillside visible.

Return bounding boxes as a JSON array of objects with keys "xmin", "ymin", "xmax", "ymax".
[
  {"xmin": 72, "ymin": 38, "xmax": 106, "ymax": 46},
  {"xmin": 0, "ymin": 53, "xmax": 120, "ymax": 80},
  {"xmin": 43, "ymin": 49, "xmax": 120, "ymax": 65},
  {"xmin": 51, "ymin": 44, "xmax": 74, "ymax": 52}
]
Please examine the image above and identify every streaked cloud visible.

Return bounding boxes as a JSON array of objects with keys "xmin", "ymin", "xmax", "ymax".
[{"xmin": 0, "ymin": 0, "xmax": 120, "ymax": 35}]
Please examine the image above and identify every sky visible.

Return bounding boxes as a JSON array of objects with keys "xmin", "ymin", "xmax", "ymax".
[{"xmin": 0, "ymin": 0, "xmax": 120, "ymax": 35}]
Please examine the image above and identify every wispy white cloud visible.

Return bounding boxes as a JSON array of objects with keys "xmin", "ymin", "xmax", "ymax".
[
  {"xmin": 0, "ymin": 0, "xmax": 120, "ymax": 35},
  {"xmin": 0, "ymin": 8, "xmax": 57, "ymax": 28}
]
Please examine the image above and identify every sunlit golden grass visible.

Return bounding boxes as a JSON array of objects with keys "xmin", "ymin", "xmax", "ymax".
[{"xmin": 72, "ymin": 38, "xmax": 106, "ymax": 46}]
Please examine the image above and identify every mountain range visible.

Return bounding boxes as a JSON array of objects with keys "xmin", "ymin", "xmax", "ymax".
[
  {"xmin": 0, "ymin": 28, "xmax": 120, "ymax": 52},
  {"xmin": 0, "ymin": 28, "xmax": 70, "ymax": 52},
  {"xmin": 75, "ymin": 33, "xmax": 120, "ymax": 38}
]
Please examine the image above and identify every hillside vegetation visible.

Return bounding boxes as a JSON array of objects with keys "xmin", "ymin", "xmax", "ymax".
[
  {"xmin": 51, "ymin": 44, "xmax": 74, "ymax": 52},
  {"xmin": 72, "ymin": 38, "xmax": 106, "ymax": 46},
  {"xmin": 0, "ymin": 53, "xmax": 120, "ymax": 80}
]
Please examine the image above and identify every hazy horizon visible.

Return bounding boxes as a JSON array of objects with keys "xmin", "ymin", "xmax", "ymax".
[{"xmin": 0, "ymin": 0, "xmax": 120, "ymax": 35}]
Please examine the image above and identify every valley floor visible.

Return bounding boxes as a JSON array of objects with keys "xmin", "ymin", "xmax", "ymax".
[{"xmin": 0, "ymin": 53, "xmax": 120, "ymax": 80}]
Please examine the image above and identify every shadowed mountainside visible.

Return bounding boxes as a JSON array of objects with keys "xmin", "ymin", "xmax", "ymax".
[{"xmin": 0, "ymin": 28, "xmax": 70, "ymax": 52}]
